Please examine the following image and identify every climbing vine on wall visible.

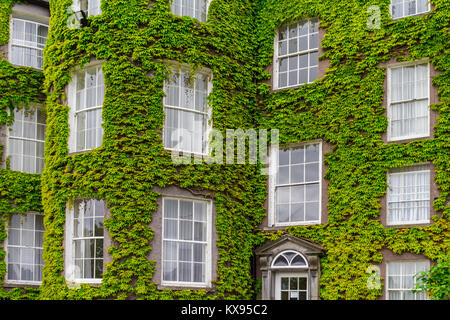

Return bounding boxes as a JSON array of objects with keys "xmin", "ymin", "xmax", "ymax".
[
  {"xmin": 0, "ymin": 0, "xmax": 448, "ymax": 300},
  {"xmin": 0, "ymin": 0, "xmax": 45, "ymax": 300},
  {"xmin": 256, "ymin": 0, "xmax": 449, "ymax": 299}
]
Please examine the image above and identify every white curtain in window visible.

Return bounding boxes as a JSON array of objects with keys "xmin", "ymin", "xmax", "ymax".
[
  {"xmin": 391, "ymin": 0, "xmax": 430, "ymax": 19},
  {"xmin": 387, "ymin": 261, "xmax": 429, "ymax": 300},
  {"xmin": 9, "ymin": 108, "xmax": 46, "ymax": 174},
  {"xmin": 277, "ymin": 19, "xmax": 319, "ymax": 89},
  {"xmin": 275, "ymin": 144, "xmax": 321, "ymax": 224},
  {"xmin": 388, "ymin": 165, "xmax": 430, "ymax": 224},
  {"xmin": 162, "ymin": 198, "xmax": 207, "ymax": 284},
  {"xmin": 75, "ymin": 66, "xmax": 104, "ymax": 152},
  {"xmin": 72, "ymin": 199, "xmax": 104, "ymax": 280},
  {"xmin": 390, "ymin": 63, "xmax": 429, "ymax": 140},
  {"xmin": 7, "ymin": 213, "xmax": 44, "ymax": 282},
  {"xmin": 88, "ymin": 0, "xmax": 102, "ymax": 16},
  {"xmin": 163, "ymin": 69, "xmax": 209, "ymax": 154},
  {"xmin": 171, "ymin": 0, "xmax": 208, "ymax": 22},
  {"xmin": 11, "ymin": 19, "xmax": 48, "ymax": 69}
]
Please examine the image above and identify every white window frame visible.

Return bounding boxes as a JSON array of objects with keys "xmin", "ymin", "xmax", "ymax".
[
  {"xmin": 161, "ymin": 196, "xmax": 213, "ymax": 288},
  {"xmin": 5, "ymin": 106, "xmax": 46, "ymax": 174},
  {"xmin": 67, "ymin": 61, "xmax": 105, "ymax": 153},
  {"xmin": 72, "ymin": 0, "xmax": 102, "ymax": 17},
  {"xmin": 8, "ymin": 17, "xmax": 48, "ymax": 70},
  {"xmin": 386, "ymin": 164, "xmax": 431, "ymax": 226},
  {"xmin": 170, "ymin": 0, "xmax": 212, "ymax": 23},
  {"xmin": 268, "ymin": 141, "xmax": 322, "ymax": 227},
  {"xmin": 387, "ymin": 59, "xmax": 430, "ymax": 142},
  {"xmin": 275, "ymin": 272, "xmax": 309, "ymax": 300},
  {"xmin": 64, "ymin": 199, "xmax": 105, "ymax": 284},
  {"xmin": 273, "ymin": 19, "xmax": 320, "ymax": 90},
  {"xmin": 162, "ymin": 64, "xmax": 213, "ymax": 157},
  {"xmin": 271, "ymin": 250, "xmax": 309, "ymax": 269},
  {"xmin": 5, "ymin": 212, "xmax": 45, "ymax": 286},
  {"xmin": 390, "ymin": 0, "xmax": 431, "ymax": 20},
  {"xmin": 386, "ymin": 260, "xmax": 430, "ymax": 300}
]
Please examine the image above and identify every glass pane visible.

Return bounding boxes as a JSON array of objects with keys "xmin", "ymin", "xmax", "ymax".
[
  {"xmin": 193, "ymin": 263, "xmax": 204, "ymax": 282},
  {"xmin": 94, "ymin": 218, "xmax": 104, "ymax": 237},
  {"xmin": 8, "ymin": 264, "xmax": 20, "ymax": 280},
  {"xmin": 278, "ymin": 149, "xmax": 290, "ymax": 166},
  {"xmin": 163, "ymin": 241, "xmax": 178, "ymax": 261},
  {"xmin": 163, "ymin": 261, "xmax": 177, "ymax": 281},
  {"xmin": 298, "ymin": 292, "xmax": 307, "ymax": 300},
  {"xmin": 8, "ymin": 247, "xmax": 20, "ymax": 263},
  {"xmin": 95, "ymin": 239, "xmax": 103, "ymax": 259},
  {"xmin": 179, "ymin": 242, "xmax": 192, "ymax": 262},
  {"xmin": 164, "ymin": 219, "xmax": 178, "ymax": 239},
  {"xmin": 10, "ymin": 214, "xmax": 21, "ymax": 228},
  {"xmin": 8, "ymin": 229, "xmax": 20, "ymax": 246},
  {"xmin": 193, "ymin": 221, "xmax": 206, "ymax": 241},
  {"xmin": 180, "ymin": 200, "xmax": 193, "ymax": 219},
  {"xmin": 193, "ymin": 243, "xmax": 204, "ymax": 263},
  {"xmin": 74, "ymin": 240, "xmax": 82, "ymax": 259},
  {"xmin": 291, "ymin": 203, "xmax": 304, "ymax": 221},
  {"xmin": 21, "ymin": 264, "xmax": 33, "ymax": 281},
  {"xmin": 277, "ymin": 204, "xmax": 289, "ymax": 223},
  {"xmin": 305, "ymin": 163, "xmax": 319, "ymax": 182},
  {"xmin": 164, "ymin": 199, "xmax": 178, "ymax": 218},
  {"xmin": 281, "ymin": 277, "xmax": 289, "ymax": 290},
  {"xmin": 194, "ymin": 202, "xmax": 206, "ymax": 221},
  {"xmin": 278, "ymin": 166, "xmax": 290, "ymax": 185},
  {"xmin": 179, "ymin": 221, "xmax": 193, "ymax": 240},
  {"xmin": 84, "ymin": 217, "xmax": 94, "ymax": 237},
  {"xmin": 35, "ymin": 231, "xmax": 44, "ymax": 247},
  {"xmin": 290, "ymin": 277, "xmax": 298, "ymax": 290},
  {"xmin": 95, "ymin": 259, "xmax": 103, "ymax": 278},
  {"xmin": 277, "ymin": 186, "xmax": 290, "ymax": 204},
  {"xmin": 299, "ymin": 69, "xmax": 308, "ymax": 84},
  {"xmin": 291, "ymin": 254, "xmax": 307, "ymax": 266},
  {"xmin": 84, "ymin": 259, "xmax": 94, "ymax": 279},
  {"xmin": 288, "ymin": 39, "xmax": 298, "ymax": 54},
  {"xmin": 291, "ymin": 185, "xmax": 305, "ymax": 203},
  {"xmin": 21, "ymin": 248, "xmax": 34, "ymax": 264},
  {"xmin": 389, "ymin": 275, "xmax": 401, "ymax": 289},
  {"xmin": 305, "ymin": 202, "xmax": 319, "ymax": 221},
  {"xmin": 278, "ymin": 72, "xmax": 287, "ymax": 88},
  {"xmin": 22, "ymin": 230, "xmax": 34, "ymax": 246},
  {"xmin": 179, "ymin": 262, "xmax": 192, "ymax": 282},
  {"xmin": 298, "ymin": 36, "xmax": 308, "ymax": 52},
  {"xmin": 306, "ymin": 183, "xmax": 320, "ymax": 201},
  {"xmin": 274, "ymin": 256, "xmax": 289, "ymax": 267}
]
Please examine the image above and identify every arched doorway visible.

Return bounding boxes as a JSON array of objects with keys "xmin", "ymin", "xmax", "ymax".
[{"xmin": 255, "ymin": 235, "xmax": 323, "ymax": 300}]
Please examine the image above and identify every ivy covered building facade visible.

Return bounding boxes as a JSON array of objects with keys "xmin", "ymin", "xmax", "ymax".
[{"xmin": 0, "ymin": 0, "xmax": 448, "ymax": 300}]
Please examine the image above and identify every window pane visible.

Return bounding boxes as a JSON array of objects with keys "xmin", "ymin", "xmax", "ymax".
[
  {"xmin": 7, "ymin": 213, "xmax": 44, "ymax": 282},
  {"xmin": 164, "ymin": 199, "xmax": 178, "ymax": 218},
  {"xmin": 306, "ymin": 183, "xmax": 320, "ymax": 201},
  {"xmin": 291, "ymin": 203, "xmax": 304, "ymax": 221},
  {"xmin": 276, "ymin": 19, "xmax": 319, "ymax": 88},
  {"xmin": 278, "ymin": 166, "xmax": 290, "ymax": 185},
  {"xmin": 193, "ymin": 263, "xmax": 204, "ymax": 282},
  {"xmin": 290, "ymin": 164, "xmax": 304, "ymax": 183},
  {"xmin": 305, "ymin": 163, "xmax": 319, "ymax": 182},
  {"xmin": 179, "ymin": 221, "xmax": 193, "ymax": 240},
  {"xmin": 163, "ymin": 241, "xmax": 178, "ymax": 261},
  {"xmin": 162, "ymin": 198, "xmax": 208, "ymax": 284},
  {"xmin": 277, "ymin": 204, "xmax": 290, "ymax": 223},
  {"xmin": 305, "ymin": 202, "xmax": 319, "ymax": 221},
  {"xmin": 163, "ymin": 261, "xmax": 177, "ymax": 281},
  {"xmin": 164, "ymin": 219, "xmax": 178, "ymax": 239},
  {"xmin": 11, "ymin": 20, "xmax": 47, "ymax": 69}
]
